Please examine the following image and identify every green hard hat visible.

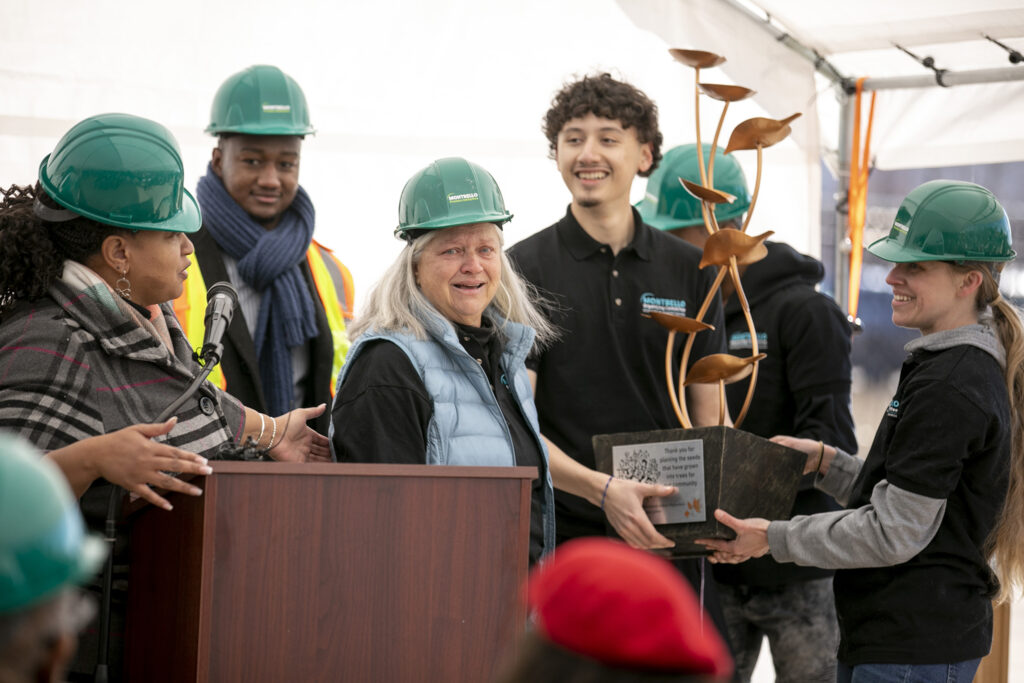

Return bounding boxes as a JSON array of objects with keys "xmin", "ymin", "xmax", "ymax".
[
  {"xmin": 395, "ymin": 157, "xmax": 513, "ymax": 242},
  {"xmin": 868, "ymin": 180, "xmax": 1016, "ymax": 263},
  {"xmin": 637, "ymin": 143, "xmax": 751, "ymax": 230},
  {"xmin": 0, "ymin": 435, "xmax": 106, "ymax": 613},
  {"xmin": 207, "ymin": 65, "xmax": 315, "ymax": 136},
  {"xmin": 38, "ymin": 113, "xmax": 201, "ymax": 233}
]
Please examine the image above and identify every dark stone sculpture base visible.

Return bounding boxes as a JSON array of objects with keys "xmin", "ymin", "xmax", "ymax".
[{"xmin": 593, "ymin": 425, "xmax": 804, "ymax": 558}]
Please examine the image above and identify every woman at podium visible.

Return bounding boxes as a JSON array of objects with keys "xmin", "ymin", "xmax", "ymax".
[
  {"xmin": 329, "ymin": 157, "xmax": 556, "ymax": 564},
  {"xmin": 0, "ymin": 113, "xmax": 331, "ymax": 680},
  {"xmin": 0, "ymin": 113, "xmax": 329, "ymax": 479}
]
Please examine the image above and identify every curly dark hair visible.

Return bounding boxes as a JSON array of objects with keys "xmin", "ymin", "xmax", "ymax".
[
  {"xmin": 0, "ymin": 184, "xmax": 129, "ymax": 316},
  {"xmin": 542, "ymin": 73, "xmax": 663, "ymax": 177}
]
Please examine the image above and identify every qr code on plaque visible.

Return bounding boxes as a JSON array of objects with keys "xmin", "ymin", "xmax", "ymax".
[{"xmin": 615, "ymin": 448, "xmax": 661, "ymax": 484}]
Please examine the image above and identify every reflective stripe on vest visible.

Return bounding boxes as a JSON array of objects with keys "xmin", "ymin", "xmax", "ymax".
[
  {"xmin": 313, "ymin": 239, "xmax": 355, "ymax": 321},
  {"xmin": 306, "ymin": 242, "xmax": 351, "ymax": 396},
  {"xmin": 173, "ymin": 244, "xmax": 351, "ymax": 396}
]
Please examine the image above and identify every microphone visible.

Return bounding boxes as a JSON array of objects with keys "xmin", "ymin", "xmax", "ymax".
[
  {"xmin": 155, "ymin": 282, "xmax": 237, "ymax": 423},
  {"xmin": 199, "ymin": 281, "xmax": 238, "ymax": 365}
]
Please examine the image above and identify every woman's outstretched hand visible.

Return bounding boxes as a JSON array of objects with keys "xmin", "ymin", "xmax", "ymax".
[
  {"xmin": 48, "ymin": 418, "xmax": 213, "ymax": 510},
  {"xmin": 694, "ymin": 509, "xmax": 771, "ymax": 564},
  {"xmin": 267, "ymin": 404, "xmax": 332, "ymax": 463}
]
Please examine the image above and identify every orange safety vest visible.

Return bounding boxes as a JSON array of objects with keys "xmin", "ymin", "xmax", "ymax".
[{"xmin": 173, "ymin": 240, "xmax": 353, "ymax": 395}]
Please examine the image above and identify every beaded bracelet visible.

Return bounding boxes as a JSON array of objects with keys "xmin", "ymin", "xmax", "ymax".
[
  {"xmin": 267, "ymin": 416, "xmax": 279, "ymax": 450},
  {"xmin": 600, "ymin": 475, "xmax": 614, "ymax": 511}
]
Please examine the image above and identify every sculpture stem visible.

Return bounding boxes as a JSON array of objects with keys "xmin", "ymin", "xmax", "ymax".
[
  {"xmin": 663, "ymin": 330, "xmax": 690, "ymax": 428},
  {"xmin": 677, "ymin": 266, "xmax": 729, "ymax": 412},
  {"xmin": 718, "ymin": 380, "xmax": 726, "ymax": 425},
  {"xmin": 741, "ymin": 145, "xmax": 763, "ymax": 233},
  {"xmin": 695, "ymin": 68, "xmax": 707, "ymax": 188},
  {"xmin": 729, "ymin": 255, "xmax": 759, "ymax": 427},
  {"xmin": 708, "ymin": 101, "xmax": 730, "ymax": 188}
]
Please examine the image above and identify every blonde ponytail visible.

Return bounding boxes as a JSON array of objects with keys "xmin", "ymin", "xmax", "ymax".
[{"xmin": 965, "ymin": 264, "xmax": 1024, "ymax": 602}]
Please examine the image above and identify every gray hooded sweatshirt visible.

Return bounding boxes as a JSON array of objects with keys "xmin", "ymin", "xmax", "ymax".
[{"xmin": 766, "ymin": 321, "xmax": 1005, "ymax": 568}]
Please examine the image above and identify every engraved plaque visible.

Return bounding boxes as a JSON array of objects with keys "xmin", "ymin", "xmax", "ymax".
[{"xmin": 612, "ymin": 439, "xmax": 706, "ymax": 524}]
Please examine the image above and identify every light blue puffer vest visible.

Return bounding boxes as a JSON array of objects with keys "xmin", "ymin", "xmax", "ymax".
[{"xmin": 332, "ymin": 304, "xmax": 555, "ymax": 555}]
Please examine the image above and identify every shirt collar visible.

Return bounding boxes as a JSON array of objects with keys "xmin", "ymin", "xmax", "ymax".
[
  {"xmin": 554, "ymin": 205, "xmax": 653, "ymax": 262},
  {"xmin": 125, "ymin": 297, "xmax": 154, "ymax": 320},
  {"xmin": 454, "ymin": 317, "xmax": 497, "ymax": 346}
]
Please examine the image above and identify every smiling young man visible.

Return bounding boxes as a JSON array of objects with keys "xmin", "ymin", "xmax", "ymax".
[
  {"xmin": 507, "ymin": 73, "xmax": 734, "ymax": 647},
  {"xmin": 174, "ymin": 65, "xmax": 354, "ymax": 436}
]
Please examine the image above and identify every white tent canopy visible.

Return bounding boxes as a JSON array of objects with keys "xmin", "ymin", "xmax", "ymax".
[
  {"xmin": 0, "ymin": 0, "xmax": 837, "ymax": 301},
  {"xmin": 618, "ymin": 0, "xmax": 1024, "ymax": 310},
  {"xmin": 2, "ymin": 1, "xmax": 1023, "ymax": 309},
  {"xmin": 620, "ymin": 0, "xmax": 1024, "ymax": 169}
]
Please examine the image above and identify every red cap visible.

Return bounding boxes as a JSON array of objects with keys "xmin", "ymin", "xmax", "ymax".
[{"xmin": 527, "ymin": 538, "xmax": 733, "ymax": 676}]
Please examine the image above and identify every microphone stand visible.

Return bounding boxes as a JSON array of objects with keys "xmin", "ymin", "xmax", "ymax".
[{"xmin": 94, "ymin": 348, "xmax": 221, "ymax": 683}]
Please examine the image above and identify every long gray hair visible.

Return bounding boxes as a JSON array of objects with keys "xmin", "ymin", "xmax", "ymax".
[{"xmin": 349, "ymin": 225, "xmax": 557, "ymax": 347}]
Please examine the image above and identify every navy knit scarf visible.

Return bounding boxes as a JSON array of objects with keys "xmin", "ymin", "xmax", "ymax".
[{"xmin": 196, "ymin": 164, "xmax": 318, "ymax": 416}]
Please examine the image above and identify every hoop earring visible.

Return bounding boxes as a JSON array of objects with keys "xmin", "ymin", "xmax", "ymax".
[{"xmin": 115, "ymin": 268, "xmax": 132, "ymax": 300}]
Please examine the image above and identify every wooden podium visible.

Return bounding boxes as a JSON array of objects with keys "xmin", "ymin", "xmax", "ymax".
[{"xmin": 125, "ymin": 462, "xmax": 536, "ymax": 682}]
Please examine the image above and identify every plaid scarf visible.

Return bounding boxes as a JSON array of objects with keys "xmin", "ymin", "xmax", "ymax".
[{"xmin": 59, "ymin": 259, "xmax": 175, "ymax": 354}]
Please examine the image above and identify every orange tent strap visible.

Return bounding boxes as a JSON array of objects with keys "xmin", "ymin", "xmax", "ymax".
[{"xmin": 847, "ymin": 77, "xmax": 875, "ymax": 320}]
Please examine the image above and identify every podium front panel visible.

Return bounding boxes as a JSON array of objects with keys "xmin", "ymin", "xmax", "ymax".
[{"xmin": 127, "ymin": 463, "xmax": 534, "ymax": 683}]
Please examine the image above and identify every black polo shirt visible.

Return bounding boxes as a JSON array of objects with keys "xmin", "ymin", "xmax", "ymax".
[{"xmin": 508, "ymin": 207, "xmax": 726, "ymax": 540}]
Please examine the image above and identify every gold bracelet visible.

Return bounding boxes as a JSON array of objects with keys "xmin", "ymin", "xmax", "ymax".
[
  {"xmin": 257, "ymin": 413, "xmax": 266, "ymax": 447},
  {"xmin": 814, "ymin": 440, "xmax": 825, "ymax": 474}
]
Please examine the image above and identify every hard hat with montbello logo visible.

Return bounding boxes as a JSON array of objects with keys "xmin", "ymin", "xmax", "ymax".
[
  {"xmin": 395, "ymin": 157, "xmax": 513, "ymax": 241},
  {"xmin": 0, "ymin": 434, "xmax": 106, "ymax": 613},
  {"xmin": 637, "ymin": 143, "xmax": 751, "ymax": 230},
  {"xmin": 38, "ymin": 113, "xmax": 201, "ymax": 233},
  {"xmin": 867, "ymin": 180, "xmax": 1015, "ymax": 263},
  {"xmin": 206, "ymin": 65, "xmax": 315, "ymax": 136}
]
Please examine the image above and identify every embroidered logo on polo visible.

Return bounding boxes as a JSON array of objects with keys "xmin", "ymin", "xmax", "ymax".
[
  {"xmin": 729, "ymin": 331, "xmax": 768, "ymax": 351},
  {"xmin": 885, "ymin": 399, "xmax": 900, "ymax": 419},
  {"xmin": 640, "ymin": 292, "xmax": 687, "ymax": 317}
]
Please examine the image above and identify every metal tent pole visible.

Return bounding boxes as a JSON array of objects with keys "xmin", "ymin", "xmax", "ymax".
[
  {"xmin": 834, "ymin": 87, "xmax": 853, "ymax": 314},
  {"xmin": 861, "ymin": 66, "xmax": 1024, "ymax": 91},
  {"xmin": 719, "ymin": 0, "xmax": 1024, "ymax": 91},
  {"xmin": 718, "ymin": 0, "xmax": 848, "ymax": 86}
]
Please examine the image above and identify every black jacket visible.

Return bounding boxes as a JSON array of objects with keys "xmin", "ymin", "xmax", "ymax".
[
  {"xmin": 714, "ymin": 241, "xmax": 856, "ymax": 586},
  {"xmin": 189, "ymin": 226, "xmax": 335, "ymax": 435},
  {"xmin": 835, "ymin": 343, "xmax": 1007, "ymax": 665}
]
